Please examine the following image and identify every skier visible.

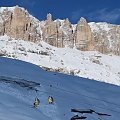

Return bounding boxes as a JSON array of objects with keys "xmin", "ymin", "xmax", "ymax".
[
  {"xmin": 33, "ymin": 98, "xmax": 40, "ymax": 107},
  {"xmin": 48, "ymin": 96, "xmax": 54, "ymax": 104}
]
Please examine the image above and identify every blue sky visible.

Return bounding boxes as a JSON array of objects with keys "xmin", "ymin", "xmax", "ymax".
[{"xmin": 0, "ymin": 0, "xmax": 120, "ymax": 24}]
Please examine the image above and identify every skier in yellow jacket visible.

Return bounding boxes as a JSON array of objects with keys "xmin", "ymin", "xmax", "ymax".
[
  {"xmin": 48, "ymin": 96, "xmax": 54, "ymax": 104},
  {"xmin": 33, "ymin": 98, "xmax": 40, "ymax": 107}
]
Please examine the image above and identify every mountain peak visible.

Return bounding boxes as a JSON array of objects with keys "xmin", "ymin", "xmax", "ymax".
[
  {"xmin": 46, "ymin": 13, "xmax": 52, "ymax": 23},
  {"xmin": 77, "ymin": 17, "xmax": 87, "ymax": 25},
  {"xmin": 0, "ymin": 5, "xmax": 25, "ymax": 13}
]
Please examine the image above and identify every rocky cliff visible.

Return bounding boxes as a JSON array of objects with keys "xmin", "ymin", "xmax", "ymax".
[
  {"xmin": 0, "ymin": 6, "xmax": 120, "ymax": 55},
  {"xmin": 0, "ymin": 6, "xmax": 41, "ymax": 42}
]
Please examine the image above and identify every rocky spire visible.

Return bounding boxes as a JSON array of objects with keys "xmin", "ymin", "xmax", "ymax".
[
  {"xmin": 63, "ymin": 18, "xmax": 71, "ymax": 28},
  {"xmin": 46, "ymin": 13, "xmax": 52, "ymax": 25},
  {"xmin": 75, "ymin": 17, "xmax": 94, "ymax": 51},
  {"xmin": 77, "ymin": 17, "xmax": 88, "ymax": 27}
]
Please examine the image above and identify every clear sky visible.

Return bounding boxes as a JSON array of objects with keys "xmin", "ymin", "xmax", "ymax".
[{"xmin": 0, "ymin": 0, "xmax": 120, "ymax": 24}]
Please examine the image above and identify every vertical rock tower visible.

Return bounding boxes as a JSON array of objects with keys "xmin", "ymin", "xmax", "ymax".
[{"xmin": 75, "ymin": 17, "xmax": 94, "ymax": 50}]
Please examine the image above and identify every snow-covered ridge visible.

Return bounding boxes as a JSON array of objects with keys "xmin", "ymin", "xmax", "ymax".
[
  {"xmin": 89, "ymin": 22, "xmax": 120, "ymax": 32},
  {"xmin": 0, "ymin": 35, "xmax": 120, "ymax": 86},
  {"xmin": 0, "ymin": 5, "xmax": 26, "ymax": 13},
  {"xmin": 89, "ymin": 22, "xmax": 113, "ymax": 32},
  {"xmin": 0, "ymin": 6, "xmax": 16, "ymax": 13}
]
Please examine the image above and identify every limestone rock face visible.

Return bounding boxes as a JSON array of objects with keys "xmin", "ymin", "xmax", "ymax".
[
  {"xmin": 108, "ymin": 26, "xmax": 120, "ymax": 55},
  {"xmin": 63, "ymin": 18, "xmax": 72, "ymax": 28},
  {"xmin": 0, "ymin": 6, "xmax": 120, "ymax": 56},
  {"xmin": 0, "ymin": 23, "xmax": 4, "ymax": 36},
  {"xmin": 89, "ymin": 22, "xmax": 120, "ymax": 55},
  {"xmin": 42, "ymin": 14, "xmax": 60, "ymax": 47},
  {"xmin": 75, "ymin": 17, "xmax": 94, "ymax": 51},
  {"xmin": 0, "ymin": 6, "xmax": 40, "ymax": 42},
  {"xmin": 9, "ymin": 7, "xmax": 27, "ymax": 39},
  {"xmin": 61, "ymin": 18, "xmax": 74, "ymax": 48},
  {"xmin": 42, "ymin": 14, "xmax": 74, "ymax": 48},
  {"xmin": 46, "ymin": 13, "xmax": 52, "ymax": 25}
]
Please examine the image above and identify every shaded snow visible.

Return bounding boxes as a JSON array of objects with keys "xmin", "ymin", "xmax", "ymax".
[{"xmin": 0, "ymin": 57, "xmax": 120, "ymax": 120}]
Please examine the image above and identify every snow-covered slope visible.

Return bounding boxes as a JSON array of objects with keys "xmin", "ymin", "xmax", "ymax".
[
  {"xmin": 0, "ymin": 35, "xmax": 120, "ymax": 86},
  {"xmin": 88, "ymin": 22, "xmax": 114, "ymax": 32},
  {"xmin": 0, "ymin": 57, "xmax": 120, "ymax": 120}
]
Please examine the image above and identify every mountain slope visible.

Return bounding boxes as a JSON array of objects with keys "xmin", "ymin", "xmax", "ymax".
[
  {"xmin": 0, "ymin": 57, "xmax": 120, "ymax": 120},
  {"xmin": 0, "ymin": 35, "xmax": 120, "ymax": 86}
]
